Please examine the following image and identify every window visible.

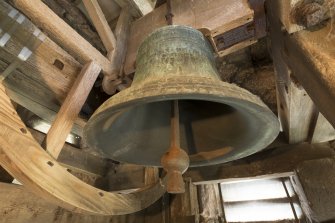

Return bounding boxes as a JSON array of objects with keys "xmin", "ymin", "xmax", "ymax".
[{"xmin": 220, "ymin": 177, "xmax": 304, "ymax": 222}]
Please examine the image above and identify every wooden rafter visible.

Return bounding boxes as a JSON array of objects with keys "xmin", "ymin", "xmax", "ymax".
[
  {"xmin": 12, "ymin": 0, "xmax": 115, "ymax": 77},
  {"xmin": 82, "ymin": 0, "xmax": 116, "ymax": 58}
]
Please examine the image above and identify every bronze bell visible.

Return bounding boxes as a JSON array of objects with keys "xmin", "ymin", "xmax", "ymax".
[{"xmin": 84, "ymin": 25, "xmax": 279, "ymax": 170}]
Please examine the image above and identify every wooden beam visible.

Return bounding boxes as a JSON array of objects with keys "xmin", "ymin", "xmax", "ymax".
[
  {"xmin": 281, "ymin": 25, "xmax": 335, "ymax": 129},
  {"xmin": 293, "ymin": 158, "xmax": 335, "ymax": 222},
  {"xmin": 102, "ymin": 8, "xmax": 131, "ymax": 94},
  {"xmin": 12, "ymin": 0, "xmax": 115, "ymax": 76},
  {"xmin": 185, "ymin": 143, "xmax": 335, "ymax": 184},
  {"xmin": 106, "ymin": 142, "xmax": 334, "ymax": 190},
  {"xmin": 82, "ymin": 0, "xmax": 116, "ymax": 56},
  {"xmin": 197, "ymin": 184, "xmax": 224, "ymax": 222},
  {"xmin": 0, "ymin": 1, "xmax": 86, "ymax": 136},
  {"xmin": 29, "ymin": 128, "xmax": 108, "ymax": 177},
  {"xmin": 170, "ymin": 179, "xmax": 199, "ymax": 222},
  {"xmin": 0, "ymin": 183, "xmax": 137, "ymax": 222},
  {"xmin": 130, "ymin": 0, "xmax": 156, "ymax": 16},
  {"xmin": 0, "ymin": 83, "xmax": 166, "ymax": 215},
  {"xmin": 124, "ymin": 0, "xmax": 255, "ymax": 74},
  {"xmin": 276, "ymin": 0, "xmax": 334, "ymax": 34},
  {"xmin": 45, "ymin": 61, "xmax": 101, "ymax": 159},
  {"xmin": 107, "ymin": 164, "xmax": 148, "ymax": 191},
  {"xmin": 144, "ymin": 167, "xmax": 159, "ymax": 186},
  {"xmin": 114, "ymin": 0, "xmax": 156, "ymax": 17},
  {"xmin": 4, "ymin": 87, "xmax": 86, "ymax": 137},
  {"xmin": 267, "ymin": 0, "xmax": 335, "ymax": 139}
]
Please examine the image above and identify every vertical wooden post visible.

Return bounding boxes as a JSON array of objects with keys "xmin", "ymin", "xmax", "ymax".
[
  {"xmin": 45, "ymin": 61, "xmax": 101, "ymax": 159},
  {"xmin": 144, "ymin": 167, "xmax": 159, "ymax": 186},
  {"xmin": 102, "ymin": 8, "xmax": 132, "ymax": 94}
]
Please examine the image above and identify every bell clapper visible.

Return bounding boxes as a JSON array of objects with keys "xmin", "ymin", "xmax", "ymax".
[{"xmin": 161, "ymin": 100, "xmax": 190, "ymax": 194}]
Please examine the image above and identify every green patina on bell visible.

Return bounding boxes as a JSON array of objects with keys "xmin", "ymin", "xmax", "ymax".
[{"xmin": 84, "ymin": 25, "xmax": 280, "ymax": 167}]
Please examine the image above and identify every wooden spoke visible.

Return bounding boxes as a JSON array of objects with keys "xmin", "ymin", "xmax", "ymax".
[
  {"xmin": 45, "ymin": 61, "xmax": 100, "ymax": 159},
  {"xmin": 0, "ymin": 83, "xmax": 166, "ymax": 215}
]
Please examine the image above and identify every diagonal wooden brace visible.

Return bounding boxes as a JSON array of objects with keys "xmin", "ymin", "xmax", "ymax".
[{"xmin": 45, "ymin": 61, "xmax": 101, "ymax": 159}]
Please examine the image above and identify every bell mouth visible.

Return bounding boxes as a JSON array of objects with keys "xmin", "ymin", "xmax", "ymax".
[{"xmin": 84, "ymin": 77, "xmax": 280, "ymax": 167}]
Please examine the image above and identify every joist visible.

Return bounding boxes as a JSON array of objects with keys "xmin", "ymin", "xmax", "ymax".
[
  {"xmin": 12, "ymin": 0, "xmax": 115, "ymax": 76},
  {"xmin": 185, "ymin": 143, "xmax": 335, "ymax": 184},
  {"xmin": 267, "ymin": 0, "xmax": 335, "ymax": 139},
  {"xmin": 107, "ymin": 142, "xmax": 334, "ymax": 190},
  {"xmin": 45, "ymin": 61, "xmax": 101, "ymax": 159},
  {"xmin": 0, "ymin": 83, "xmax": 166, "ymax": 215},
  {"xmin": 124, "ymin": 0, "xmax": 255, "ymax": 74},
  {"xmin": 82, "ymin": 0, "xmax": 116, "ymax": 56}
]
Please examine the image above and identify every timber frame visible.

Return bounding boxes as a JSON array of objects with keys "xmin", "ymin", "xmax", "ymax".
[
  {"xmin": 0, "ymin": 0, "xmax": 335, "ymax": 218},
  {"xmin": 0, "ymin": 83, "xmax": 166, "ymax": 215}
]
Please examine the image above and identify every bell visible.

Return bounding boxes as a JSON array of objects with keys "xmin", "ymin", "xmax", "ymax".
[{"xmin": 84, "ymin": 25, "xmax": 279, "ymax": 169}]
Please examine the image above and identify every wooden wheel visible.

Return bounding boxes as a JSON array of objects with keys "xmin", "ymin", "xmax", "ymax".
[{"xmin": 0, "ymin": 84, "xmax": 166, "ymax": 215}]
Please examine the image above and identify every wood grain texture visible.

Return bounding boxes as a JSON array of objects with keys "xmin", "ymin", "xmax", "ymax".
[
  {"xmin": 4, "ymin": 87, "xmax": 86, "ymax": 137},
  {"xmin": 267, "ymin": 0, "xmax": 335, "ymax": 142},
  {"xmin": 12, "ymin": 0, "xmax": 114, "ymax": 76},
  {"xmin": 124, "ymin": 0, "xmax": 253, "ymax": 74},
  {"xmin": 103, "ymin": 142, "xmax": 334, "ymax": 190},
  {"xmin": 0, "ymin": 182, "xmax": 145, "ymax": 223},
  {"xmin": 0, "ymin": 1, "xmax": 86, "ymax": 135},
  {"xmin": 144, "ymin": 167, "xmax": 159, "ymax": 186},
  {"xmin": 197, "ymin": 184, "xmax": 224, "ymax": 223},
  {"xmin": 114, "ymin": 0, "xmax": 155, "ymax": 17},
  {"xmin": 82, "ymin": 0, "xmax": 116, "ymax": 54},
  {"xmin": 293, "ymin": 158, "xmax": 335, "ymax": 222},
  {"xmin": 282, "ymin": 23, "xmax": 335, "ymax": 129},
  {"xmin": 170, "ymin": 179, "xmax": 198, "ymax": 222},
  {"xmin": 185, "ymin": 143, "xmax": 335, "ymax": 184},
  {"xmin": 29, "ymin": 128, "xmax": 108, "ymax": 177},
  {"xmin": 102, "ymin": 8, "xmax": 131, "ymax": 94},
  {"xmin": 45, "ymin": 61, "xmax": 101, "ymax": 159},
  {"xmin": 0, "ymin": 83, "xmax": 166, "ymax": 215},
  {"xmin": 130, "ymin": 0, "xmax": 156, "ymax": 16}
]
